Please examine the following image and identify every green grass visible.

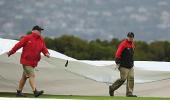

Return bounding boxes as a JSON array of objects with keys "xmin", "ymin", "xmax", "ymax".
[{"xmin": 0, "ymin": 92, "xmax": 169, "ymax": 100}]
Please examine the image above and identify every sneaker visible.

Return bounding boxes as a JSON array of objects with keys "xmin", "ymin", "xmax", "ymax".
[
  {"xmin": 126, "ymin": 94, "xmax": 137, "ymax": 97},
  {"xmin": 109, "ymin": 86, "xmax": 114, "ymax": 96},
  {"xmin": 16, "ymin": 90, "xmax": 26, "ymax": 97},
  {"xmin": 33, "ymin": 89, "xmax": 44, "ymax": 97}
]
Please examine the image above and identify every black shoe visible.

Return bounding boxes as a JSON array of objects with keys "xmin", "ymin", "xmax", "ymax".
[
  {"xmin": 126, "ymin": 94, "xmax": 137, "ymax": 97},
  {"xmin": 109, "ymin": 86, "xmax": 114, "ymax": 96},
  {"xmin": 16, "ymin": 90, "xmax": 26, "ymax": 97},
  {"xmin": 33, "ymin": 89, "xmax": 44, "ymax": 97}
]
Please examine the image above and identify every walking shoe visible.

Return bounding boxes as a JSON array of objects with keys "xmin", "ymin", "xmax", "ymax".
[
  {"xmin": 16, "ymin": 90, "xmax": 26, "ymax": 97},
  {"xmin": 33, "ymin": 89, "xmax": 44, "ymax": 97},
  {"xmin": 126, "ymin": 94, "xmax": 137, "ymax": 97},
  {"xmin": 109, "ymin": 85, "xmax": 114, "ymax": 96}
]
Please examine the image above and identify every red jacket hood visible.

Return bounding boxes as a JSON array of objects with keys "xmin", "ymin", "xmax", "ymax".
[{"xmin": 31, "ymin": 32, "xmax": 41, "ymax": 39}]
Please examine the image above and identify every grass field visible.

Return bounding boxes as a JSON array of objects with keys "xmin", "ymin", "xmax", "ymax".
[{"xmin": 0, "ymin": 92, "xmax": 169, "ymax": 100}]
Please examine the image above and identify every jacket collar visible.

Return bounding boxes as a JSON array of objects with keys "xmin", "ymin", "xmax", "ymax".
[
  {"xmin": 31, "ymin": 32, "xmax": 41, "ymax": 39},
  {"xmin": 125, "ymin": 39, "xmax": 133, "ymax": 44},
  {"xmin": 125, "ymin": 39, "xmax": 135, "ymax": 48}
]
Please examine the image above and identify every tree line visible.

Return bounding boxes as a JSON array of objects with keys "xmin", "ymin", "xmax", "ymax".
[{"xmin": 44, "ymin": 35, "xmax": 170, "ymax": 61}]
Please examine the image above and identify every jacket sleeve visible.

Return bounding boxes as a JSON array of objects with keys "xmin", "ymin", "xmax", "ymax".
[
  {"xmin": 9, "ymin": 37, "xmax": 29, "ymax": 55},
  {"xmin": 115, "ymin": 41, "xmax": 125, "ymax": 59},
  {"xmin": 115, "ymin": 42, "xmax": 125, "ymax": 65},
  {"xmin": 41, "ymin": 40, "xmax": 49, "ymax": 56}
]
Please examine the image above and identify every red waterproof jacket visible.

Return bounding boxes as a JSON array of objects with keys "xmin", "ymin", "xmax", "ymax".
[
  {"xmin": 10, "ymin": 32, "xmax": 49, "ymax": 67},
  {"xmin": 115, "ymin": 39, "xmax": 135, "ymax": 68}
]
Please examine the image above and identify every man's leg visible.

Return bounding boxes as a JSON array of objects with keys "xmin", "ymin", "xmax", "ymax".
[
  {"xmin": 109, "ymin": 67, "xmax": 129, "ymax": 96},
  {"xmin": 126, "ymin": 68, "xmax": 137, "ymax": 97},
  {"xmin": 28, "ymin": 73, "xmax": 36, "ymax": 91},
  {"xmin": 23, "ymin": 65, "xmax": 44, "ymax": 97},
  {"xmin": 28, "ymin": 73, "xmax": 44, "ymax": 97},
  {"xmin": 16, "ymin": 67, "xmax": 28, "ymax": 97},
  {"xmin": 22, "ymin": 65, "xmax": 36, "ymax": 91},
  {"xmin": 18, "ymin": 73, "xmax": 27, "ymax": 91}
]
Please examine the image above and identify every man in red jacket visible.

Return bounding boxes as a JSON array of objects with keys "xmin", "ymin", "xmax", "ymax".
[
  {"xmin": 7, "ymin": 25, "xmax": 50, "ymax": 97},
  {"xmin": 109, "ymin": 32, "xmax": 137, "ymax": 97}
]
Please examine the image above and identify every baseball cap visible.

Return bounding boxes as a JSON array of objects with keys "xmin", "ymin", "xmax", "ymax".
[
  {"xmin": 32, "ymin": 25, "xmax": 44, "ymax": 31},
  {"xmin": 127, "ymin": 32, "xmax": 134, "ymax": 38}
]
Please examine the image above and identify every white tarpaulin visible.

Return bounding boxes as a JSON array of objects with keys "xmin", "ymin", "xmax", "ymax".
[{"xmin": 1, "ymin": 38, "xmax": 170, "ymax": 97}]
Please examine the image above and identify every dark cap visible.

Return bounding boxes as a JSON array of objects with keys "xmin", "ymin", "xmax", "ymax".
[
  {"xmin": 127, "ymin": 32, "xmax": 134, "ymax": 38},
  {"xmin": 32, "ymin": 25, "xmax": 44, "ymax": 31}
]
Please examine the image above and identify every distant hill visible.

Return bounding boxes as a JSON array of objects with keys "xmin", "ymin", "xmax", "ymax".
[{"xmin": 0, "ymin": 0, "xmax": 170, "ymax": 42}]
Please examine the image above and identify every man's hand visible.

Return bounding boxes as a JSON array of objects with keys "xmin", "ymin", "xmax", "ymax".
[
  {"xmin": 6, "ymin": 51, "xmax": 12, "ymax": 57},
  {"xmin": 115, "ymin": 57, "xmax": 121, "ymax": 65},
  {"xmin": 45, "ymin": 53, "xmax": 50, "ymax": 58},
  {"xmin": 114, "ymin": 58, "xmax": 121, "ymax": 70}
]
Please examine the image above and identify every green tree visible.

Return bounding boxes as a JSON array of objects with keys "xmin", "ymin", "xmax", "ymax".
[
  {"xmin": 134, "ymin": 41, "xmax": 151, "ymax": 60},
  {"xmin": 149, "ymin": 41, "xmax": 165, "ymax": 61},
  {"xmin": 44, "ymin": 35, "xmax": 170, "ymax": 61}
]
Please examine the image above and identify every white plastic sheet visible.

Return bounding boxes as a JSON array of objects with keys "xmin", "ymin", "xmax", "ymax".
[{"xmin": 1, "ymin": 38, "xmax": 170, "ymax": 97}]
